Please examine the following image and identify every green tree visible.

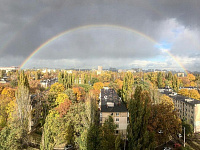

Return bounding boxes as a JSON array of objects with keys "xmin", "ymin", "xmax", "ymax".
[
  {"xmin": 115, "ymin": 134, "xmax": 123, "ymax": 150},
  {"xmin": 122, "ymin": 72, "xmax": 134, "ymax": 103},
  {"xmin": 15, "ymin": 85, "xmax": 31, "ymax": 147},
  {"xmin": 128, "ymin": 86, "xmax": 155, "ymax": 149},
  {"xmin": 90, "ymin": 78, "xmax": 99, "ymax": 86},
  {"xmin": 157, "ymin": 72, "xmax": 165, "ymax": 88},
  {"xmin": 18, "ymin": 71, "xmax": 29, "ymax": 89},
  {"xmin": 172, "ymin": 74, "xmax": 179, "ymax": 92},
  {"xmin": 99, "ymin": 116, "xmax": 116, "ymax": 150}
]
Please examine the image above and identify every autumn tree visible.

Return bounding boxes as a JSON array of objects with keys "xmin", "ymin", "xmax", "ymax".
[
  {"xmin": 99, "ymin": 116, "xmax": 116, "ymax": 150},
  {"xmin": 58, "ymin": 71, "xmax": 74, "ymax": 89},
  {"xmin": 15, "ymin": 85, "xmax": 31, "ymax": 147},
  {"xmin": 122, "ymin": 72, "xmax": 134, "ymax": 103},
  {"xmin": 178, "ymin": 89, "xmax": 189, "ymax": 97},
  {"xmin": 149, "ymin": 94, "xmax": 181, "ymax": 145},
  {"xmin": 18, "ymin": 70, "xmax": 29, "ymax": 89},
  {"xmin": 50, "ymin": 82, "xmax": 65, "ymax": 93},
  {"xmin": 87, "ymin": 90, "xmax": 100, "ymax": 150},
  {"xmin": 128, "ymin": 86, "xmax": 155, "ymax": 149},
  {"xmin": 172, "ymin": 74, "xmax": 179, "ymax": 92},
  {"xmin": 157, "ymin": 72, "xmax": 165, "ymax": 88}
]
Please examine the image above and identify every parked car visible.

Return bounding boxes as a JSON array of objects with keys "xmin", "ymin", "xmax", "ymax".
[
  {"xmin": 173, "ymin": 143, "xmax": 181, "ymax": 148},
  {"xmin": 64, "ymin": 144, "xmax": 73, "ymax": 150},
  {"xmin": 158, "ymin": 130, "xmax": 163, "ymax": 134},
  {"xmin": 177, "ymin": 133, "xmax": 182, "ymax": 138},
  {"xmin": 163, "ymin": 147, "xmax": 172, "ymax": 150}
]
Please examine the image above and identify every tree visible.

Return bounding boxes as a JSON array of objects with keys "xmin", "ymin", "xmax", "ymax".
[
  {"xmin": 72, "ymin": 86, "xmax": 85, "ymax": 102},
  {"xmin": 50, "ymin": 82, "xmax": 65, "ymax": 93},
  {"xmin": 178, "ymin": 89, "xmax": 189, "ymax": 97},
  {"xmin": 149, "ymin": 96, "xmax": 181, "ymax": 145},
  {"xmin": 128, "ymin": 86, "xmax": 155, "ymax": 149},
  {"xmin": 189, "ymin": 89, "xmax": 200, "ymax": 100},
  {"xmin": 86, "ymin": 90, "xmax": 100, "ymax": 150},
  {"xmin": 15, "ymin": 85, "xmax": 31, "ymax": 147},
  {"xmin": 122, "ymin": 72, "xmax": 134, "ymax": 103},
  {"xmin": 87, "ymin": 123, "xmax": 100, "ymax": 150},
  {"xmin": 93, "ymin": 82, "xmax": 104, "ymax": 91},
  {"xmin": 172, "ymin": 74, "xmax": 179, "ymax": 92},
  {"xmin": 90, "ymin": 78, "xmax": 99, "ymax": 86},
  {"xmin": 157, "ymin": 72, "xmax": 165, "ymax": 88},
  {"xmin": 115, "ymin": 134, "xmax": 123, "ymax": 150},
  {"xmin": 18, "ymin": 71, "xmax": 29, "ymax": 89},
  {"xmin": 55, "ymin": 93, "xmax": 69, "ymax": 106},
  {"xmin": 55, "ymin": 98, "xmax": 71, "ymax": 117},
  {"xmin": 99, "ymin": 116, "xmax": 116, "ymax": 150},
  {"xmin": 182, "ymin": 120, "xmax": 193, "ymax": 136}
]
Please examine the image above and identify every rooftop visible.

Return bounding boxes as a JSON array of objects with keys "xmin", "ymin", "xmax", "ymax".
[
  {"xmin": 162, "ymin": 90, "xmax": 200, "ymax": 105},
  {"xmin": 100, "ymin": 88, "xmax": 128, "ymax": 112}
]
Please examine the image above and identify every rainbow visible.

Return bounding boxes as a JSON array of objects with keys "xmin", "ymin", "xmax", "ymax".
[
  {"xmin": 19, "ymin": 24, "xmax": 188, "ymax": 75},
  {"xmin": 162, "ymin": 49, "xmax": 188, "ymax": 75}
]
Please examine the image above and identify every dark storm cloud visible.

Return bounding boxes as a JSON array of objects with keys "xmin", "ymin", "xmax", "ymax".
[{"xmin": 0, "ymin": 0, "xmax": 200, "ymax": 70}]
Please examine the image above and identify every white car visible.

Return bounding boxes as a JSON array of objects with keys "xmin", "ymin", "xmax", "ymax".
[
  {"xmin": 163, "ymin": 147, "xmax": 172, "ymax": 150},
  {"xmin": 178, "ymin": 133, "xmax": 182, "ymax": 138}
]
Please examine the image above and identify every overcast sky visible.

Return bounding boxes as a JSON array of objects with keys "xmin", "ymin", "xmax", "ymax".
[{"xmin": 0, "ymin": 0, "xmax": 200, "ymax": 71}]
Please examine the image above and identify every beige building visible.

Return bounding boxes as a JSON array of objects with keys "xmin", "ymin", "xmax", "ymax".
[
  {"xmin": 97, "ymin": 66, "xmax": 103, "ymax": 75},
  {"xmin": 161, "ymin": 90, "xmax": 200, "ymax": 133},
  {"xmin": 99, "ymin": 87, "xmax": 128, "ymax": 136}
]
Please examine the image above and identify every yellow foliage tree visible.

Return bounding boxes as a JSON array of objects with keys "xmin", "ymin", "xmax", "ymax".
[
  {"xmin": 50, "ymin": 82, "xmax": 65, "ymax": 93},
  {"xmin": 6, "ymin": 99, "xmax": 17, "ymax": 122},
  {"xmin": 93, "ymin": 82, "xmax": 104, "ymax": 91},
  {"xmin": 1, "ymin": 87, "xmax": 15, "ymax": 99},
  {"xmin": 55, "ymin": 93, "xmax": 69, "ymax": 106},
  {"xmin": 72, "ymin": 87, "xmax": 85, "ymax": 101},
  {"xmin": 114, "ymin": 79, "xmax": 123, "ymax": 89},
  {"xmin": 187, "ymin": 74, "xmax": 196, "ymax": 81},
  {"xmin": 178, "ymin": 89, "xmax": 189, "ymax": 97},
  {"xmin": 160, "ymin": 94, "xmax": 174, "ymax": 108},
  {"xmin": 189, "ymin": 89, "xmax": 200, "ymax": 100}
]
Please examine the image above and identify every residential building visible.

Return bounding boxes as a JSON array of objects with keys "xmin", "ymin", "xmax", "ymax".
[
  {"xmin": 97, "ymin": 66, "xmax": 103, "ymax": 75},
  {"xmin": 0, "ymin": 66, "xmax": 19, "ymax": 73},
  {"xmin": 160, "ymin": 90, "xmax": 200, "ymax": 133},
  {"xmin": 177, "ymin": 72, "xmax": 185, "ymax": 77},
  {"xmin": 99, "ymin": 87, "xmax": 128, "ymax": 137}
]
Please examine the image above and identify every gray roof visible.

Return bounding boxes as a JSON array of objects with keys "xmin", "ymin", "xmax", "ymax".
[
  {"xmin": 162, "ymin": 90, "xmax": 200, "ymax": 105},
  {"xmin": 100, "ymin": 88, "xmax": 128, "ymax": 112}
]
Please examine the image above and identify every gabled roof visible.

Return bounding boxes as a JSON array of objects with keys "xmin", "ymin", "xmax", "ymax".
[{"xmin": 100, "ymin": 88, "xmax": 128, "ymax": 112}]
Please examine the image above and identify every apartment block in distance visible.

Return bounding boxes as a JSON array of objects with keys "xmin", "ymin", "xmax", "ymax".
[
  {"xmin": 99, "ymin": 87, "xmax": 128, "ymax": 137},
  {"xmin": 160, "ymin": 90, "xmax": 200, "ymax": 133}
]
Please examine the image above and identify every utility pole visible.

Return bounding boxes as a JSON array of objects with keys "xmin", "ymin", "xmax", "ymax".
[{"xmin": 184, "ymin": 127, "xmax": 185, "ymax": 147}]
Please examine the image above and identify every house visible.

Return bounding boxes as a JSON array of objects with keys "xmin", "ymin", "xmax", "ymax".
[
  {"xmin": 99, "ymin": 87, "xmax": 128, "ymax": 137},
  {"xmin": 161, "ymin": 90, "xmax": 200, "ymax": 133}
]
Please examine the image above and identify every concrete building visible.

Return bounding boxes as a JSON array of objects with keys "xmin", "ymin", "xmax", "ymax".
[
  {"xmin": 99, "ymin": 87, "xmax": 128, "ymax": 136},
  {"xmin": 161, "ymin": 90, "xmax": 200, "ymax": 133},
  {"xmin": 0, "ymin": 66, "xmax": 19, "ymax": 73},
  {"xmin": 97, "ymin": 66, "xmax": 103, "ymax": 75},
  {"xmin": 177, "ymin": 72, "xmax": 185, "ymax": 77}
]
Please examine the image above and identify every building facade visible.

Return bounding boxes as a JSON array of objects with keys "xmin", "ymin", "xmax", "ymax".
[
  {"xmin": 161, "ymin": 90, "xmax": 200, "ymax": 133},
  {"xmin": 99, "ymin": 87, "xmax": 128, "ymax": 136}
]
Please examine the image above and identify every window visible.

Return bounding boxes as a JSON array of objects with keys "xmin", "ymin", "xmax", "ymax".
[
  {"xmin": 116, "ymin": 124, "xmax": 119, "ymax": 128},
  {"xmin": 116, "ymin": 118, "xmax": 119, "ymax": 121},
  {"xmin": 116, "ymin": 112, "xmax": 119, "ymax": 116},
  {"xmin": 100, "ymin": 117, "xmax": 102, "ymax": 121},
  {"xmin": 111, "ymin": 113, "xmax": 113, "ymax": 116},
  {"xmin": 116, "ymin": 130, "xmax": 119, "ymax": 134}
]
